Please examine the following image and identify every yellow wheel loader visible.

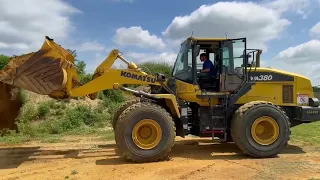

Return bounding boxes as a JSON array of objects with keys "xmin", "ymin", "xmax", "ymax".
[{"xmin": 1, "ymin": 36, "xmax": 320, "ymax": 162}]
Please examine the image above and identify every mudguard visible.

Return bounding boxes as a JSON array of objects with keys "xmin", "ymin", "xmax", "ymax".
[{"xmin": 154, "ymin": 94, "xmax": 181, "ymax": 118}]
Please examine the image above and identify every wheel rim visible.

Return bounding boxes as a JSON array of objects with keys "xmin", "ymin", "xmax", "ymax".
[
  {"xmin": 132, "ymin": 119, "xmax": 162, "ymax": 150},
  {"xmin": 251, "ymin": 116, "xmax": 279, "ymax": 145}
]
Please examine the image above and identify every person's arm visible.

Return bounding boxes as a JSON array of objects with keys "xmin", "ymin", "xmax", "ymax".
[{"xmin": 201, "ymin": 68, "xmax": 210, "ymax": 73}]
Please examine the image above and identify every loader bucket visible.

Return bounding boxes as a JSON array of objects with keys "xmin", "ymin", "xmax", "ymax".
[
  {"xmin": 0, "ymin": 36, "xmax": 74, "ymax": 95},
  {"xmin": 0, "ymin": 82, "xmax": 23, "ymax": 135}
]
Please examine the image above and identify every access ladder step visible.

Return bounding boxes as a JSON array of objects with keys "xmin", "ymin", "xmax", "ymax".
[{"xmin": 210, "ymin": 128, "xmax": 227, "ymax": 142}]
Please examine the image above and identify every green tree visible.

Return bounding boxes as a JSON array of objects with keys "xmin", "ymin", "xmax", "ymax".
[
  {"xmin": 0, "ymin": 54, "xmax": 10, "ymax": 70},
  {"xmin": 76, "ymin": 60, "xmax": 86, "ymax": 75},
  {"xmin": 67, "ymin": 49, "xmax": 77, "ymax": 58},
  {"xmin": 66, "ymin": 49, "xmax": 86, "ymax": 75},
  {"xmin": 313, "ymin": 86, "xmax": 320, "ymax": 92}
]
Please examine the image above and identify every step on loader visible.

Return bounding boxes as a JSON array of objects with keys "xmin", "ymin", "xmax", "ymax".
[{"xmin": 1, "ymin": 36, "xmax": 320, "ymax": 162}]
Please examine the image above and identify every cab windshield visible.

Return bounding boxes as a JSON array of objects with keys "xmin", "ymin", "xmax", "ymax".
[{"xmin": 172, "ymin": 39, "xmax": 192, "ymax": 83}]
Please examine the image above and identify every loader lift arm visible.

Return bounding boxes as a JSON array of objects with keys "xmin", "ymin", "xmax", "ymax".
[
  {"xmin": 73, "ymin": 48, "xmax": 180, "ymax": 118},
  {"xmin": 0, "ymin": 36, "xmax": 181, "ymax": 130},
  {"xmin": 0, "ymin": 36, "xmax": 163, "ymax": 99},
  {"xmin": 83, "ymin": 48, "xmax": 163, "ymax": 100}
]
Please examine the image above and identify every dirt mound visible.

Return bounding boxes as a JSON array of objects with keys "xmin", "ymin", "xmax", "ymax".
[
  {"xmin": 0, "ymin": 53, "xmax": 35, "ymax": 81},
  {"xmin": 0, "ymin": 82, "xmax": 23, "ymax": 135}
]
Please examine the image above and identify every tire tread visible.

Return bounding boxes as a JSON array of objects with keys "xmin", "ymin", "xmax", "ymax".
[
  {"xmin": 115, "ymin": 101, "xmax": 176, "ymax": 163},
  {"xmin": 231, "ymin": 101, "xmax": 291, "ymax": 157}
]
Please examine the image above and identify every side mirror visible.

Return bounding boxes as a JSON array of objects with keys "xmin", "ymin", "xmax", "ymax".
[
  {"xmin": 156, "ymin": 73, "xmax": 166, "ymax": 82},
  {"xmin": 256, "ymin": 49, "xmax": 262, "ymax": 67}
]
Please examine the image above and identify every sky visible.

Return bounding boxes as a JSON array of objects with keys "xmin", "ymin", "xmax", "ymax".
[{"xmin": 1, "ymin": 0, "xmax": 320, "ymax": 84}]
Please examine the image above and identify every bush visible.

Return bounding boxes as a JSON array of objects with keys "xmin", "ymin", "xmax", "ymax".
[
  {"xmin": 65, "ymin": 105, "xmax": 95, "ymax": 126},
  {"xmin": 102, "ymin": 89, "xmax": 125, "ymax": 103},
  {"xmin": 0, "ymin": 54, "xmax": 9, "ymax": 70},
  {"xmin": 19, "ymin": 89, "xmax": 29, "ymax": 105},
  {"xmin": 79, "ymin": 73, "xmax": 93, "ymax": 84},
  {"xmin": 15, "ymin": 101, "xmax": 112, "ymax": 136},
  {"xmin": 18, "ymin": 103, "xmax": 39, "ymax": 123},
  {"xmin": 37, "ymin": 101, "xmax": 52, "ymax": 118}
]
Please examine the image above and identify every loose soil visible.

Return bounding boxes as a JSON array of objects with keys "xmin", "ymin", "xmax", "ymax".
[
  {"xmin": 0, "ymin": 136, "xmax": 319, "ymax": 180},
  {"xmin": 0, "ymin": 82, "xmax": 23, "ymax": 133}
]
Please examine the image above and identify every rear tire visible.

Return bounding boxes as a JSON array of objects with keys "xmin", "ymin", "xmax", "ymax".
[
  {"xmin": 231, "ymin": 101, "xmax": 291, "ymax": 158},
  {"xmin": 114, "ymin": 101, "xmax": 176, "ymax": 163}
]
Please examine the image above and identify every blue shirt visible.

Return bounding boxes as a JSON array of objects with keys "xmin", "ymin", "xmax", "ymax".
[{"xmin": 203, "ymin": 60, "xmax": 215, "ymax": 76}]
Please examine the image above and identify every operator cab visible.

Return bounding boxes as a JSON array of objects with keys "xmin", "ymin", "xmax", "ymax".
[{"xmin": 172, "ymin": 37, "xmax": 260, "ymax": 93}]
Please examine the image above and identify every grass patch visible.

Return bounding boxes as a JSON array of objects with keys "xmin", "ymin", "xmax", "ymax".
[
  {"xmin": 0, "ymin": 128, "xmax": 115, "ymax": 144},
  {"xmin": 0, "ymin": 88, "xmax": 125, "ymax": 144},
  {"xmin": 98, "ymin": 129, "xmax": 115, "ymax": 141},
  {"xmin": 39, "ymin": 135, "xmax": 62, "ymax": 143},
  {"xmin": 290, "ymin": 121, "xmax": 320, "ymax": 147},
  {"xmin": 0, "ymin": 133, "xmax": 32, "ymax": 144}
]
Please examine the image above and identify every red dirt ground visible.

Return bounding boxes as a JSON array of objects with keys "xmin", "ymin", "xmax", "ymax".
[{"xmin": 0, "ymin": 136, "xmax": 319, "ymax": 180}]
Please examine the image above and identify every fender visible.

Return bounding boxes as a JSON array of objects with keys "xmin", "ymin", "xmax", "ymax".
[{"xmin": 154, "ymin": 94, "xmax": 181, "ymax": 118}]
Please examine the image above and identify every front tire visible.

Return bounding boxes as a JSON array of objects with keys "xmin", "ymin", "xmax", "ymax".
[
  {"xmin": 231, "ymin": 101, "xmax": 291, "ymax": 158},
  {"xmin": 114, "ymin": 101, "xmax": 176, "ymax": 163},
  {"xmin": 112, "ymin": 98, "xmax": 150, "ymax": 130}
]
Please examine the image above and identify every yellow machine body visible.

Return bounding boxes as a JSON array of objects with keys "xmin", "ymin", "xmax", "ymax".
[
  {"xmin": 173, "ymin": 68, "xmax": 314, "ymax": 106},
  {"xmin": 236, "ymin": 68, "xmax": 314, "ymax": 106},
  {"xmin": 0, "ymin": 36, "xmax": 317, "ymax": 125}
]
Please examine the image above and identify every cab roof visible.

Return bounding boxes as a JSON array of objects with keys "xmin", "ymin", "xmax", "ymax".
[
  {"xmin": 188, "ymin": 37, "xmax": 227, "ymax": 42},
  {"xmin": 187, "ymin": 36, "xmax": 246, "ymax": 42}
]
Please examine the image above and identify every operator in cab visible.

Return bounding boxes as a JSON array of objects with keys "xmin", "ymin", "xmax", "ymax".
[{"xmin": 198, "ymin": 53, "xmax": 216, "ymax": 79}]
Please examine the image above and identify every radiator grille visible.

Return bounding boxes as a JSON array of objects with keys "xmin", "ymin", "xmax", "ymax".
[{"xmin": 282, "ymin": 85, "xmax": 293, "ymax": 103}]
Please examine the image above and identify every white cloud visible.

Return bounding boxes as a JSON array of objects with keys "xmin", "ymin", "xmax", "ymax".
[
  {"xmin": 85, "ymin": 53, "xmax": 105, "ymax": 73},
  {"xmin": 77, "ymin": 41, "xmax": 107, "ymax": 52},
  {"xmin": 310, "ymin": 22, "xmax": 320, "ymax": 38},
  {"xmin": 113, "ymin": 26, "xmax": 166, "ymax": 51},
  {"xmin": 85, "ymin": 51, "xmax": 177, "ymax": 71},
  {"xmin": 0, "ymin": 0, "xmax": 80, "ymax": 55},
  {"xmin": 162, "ymin": 1, "xmax": 291, "ymax": 52},
  {"xmin": 272, "ymin": 39, "xmax": 320, "ymax": 84},
  {"xmin": 263, "ymin": 0, "xmax": 311, "ymax": 19},
  {"xmin": 125, "ymin": 52, "xmax": 177, "ymax": 64},
  {"xmin": 0, "ymin": 42, "xmax": 29, "ymax": 51},
  {"xmin": 274, "ymin": 39, "xmax": 320, "ymax": 63},
  {"xmin": 267, "ymin": 59, "xmax": 320, "ymax": 84}
]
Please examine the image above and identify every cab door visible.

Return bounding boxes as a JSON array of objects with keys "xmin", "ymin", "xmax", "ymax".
[{"xmin": 220, "ymin": 38, "xmax": 246, "ymax": 92}]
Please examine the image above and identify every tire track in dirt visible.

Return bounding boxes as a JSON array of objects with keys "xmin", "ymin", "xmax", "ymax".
[
  {"xmin": 0, "ymin": 148, "xmax": 90, "ymax": 179},
  {"xmin": 0, "ymin": 137, "xmax": 319, "ymax": 180}
]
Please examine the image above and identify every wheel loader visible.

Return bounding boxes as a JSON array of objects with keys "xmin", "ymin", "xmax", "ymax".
[{"xmin": 1, "ymin": 36, "xmax": 320, "ymax": 162}]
